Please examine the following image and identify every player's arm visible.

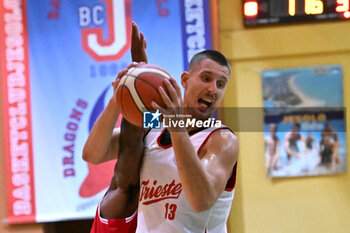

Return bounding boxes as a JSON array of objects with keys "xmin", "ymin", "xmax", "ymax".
[
  {"xmin": 98, "ymin": 22, "xmax": 148, "ymax": 219},
  {"xmin": 171, "ymin": 129, "xmax": 238, "ymax": 212},
  {"xmin": 113, "ymin": 21, "xmax": 147, "ymax": 191},
  {"xmin": 82, "ymin": 70, "xmax": 127, "ymax": 164},
  {"xmin": 83, "ymin": 22, "xmax": 147, "ymax": 164},
  {"xmin": 100, "ymin": 118, "xmax": 144, "ymax": 219}
]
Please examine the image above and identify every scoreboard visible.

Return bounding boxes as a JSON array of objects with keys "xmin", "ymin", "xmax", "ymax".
[{"xmin": 243, "ymin": 0, "xmax": 350, "ymax": 26}]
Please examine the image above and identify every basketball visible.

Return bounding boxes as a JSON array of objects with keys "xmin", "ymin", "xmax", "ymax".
[{"xmin": 116, "ymin": 63, "xmax": 172, "ymax": 127}]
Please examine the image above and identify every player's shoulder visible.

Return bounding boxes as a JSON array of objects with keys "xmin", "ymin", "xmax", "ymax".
[
  {"xmin": 209, "ymin": 124, "xmax": 236, "ymax": 136},
  {"xmin": 203, "ymin": 126, "xmax": 238, "ymax": 151},
  {"xmin": 210, "ymin": 127, "xmax": 237, "ymax": 144},
  {"xmin": 197, "ymin": 126, "xmax": 238, "ymax": 163}
]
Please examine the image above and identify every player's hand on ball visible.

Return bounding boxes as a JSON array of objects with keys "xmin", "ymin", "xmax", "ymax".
[
  {"xmin": 152, "ymin": 77, "xmax": 184, "ymax": 132},
  {"xmin": 112, "ymin": 62, "xmax": 147, "ymax": 104},
  {"xmin": 112, "ymin": 68, "xmax": 128, "ymax": 105},
  {"xmin": 159, "ymin": 77, "xmax": 182, "ymax": 110}
]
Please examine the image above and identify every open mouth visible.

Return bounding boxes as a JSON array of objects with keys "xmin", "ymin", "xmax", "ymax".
[{"xmin": 198, "ymin": 98, "xmax": 212, "ymax": 110}]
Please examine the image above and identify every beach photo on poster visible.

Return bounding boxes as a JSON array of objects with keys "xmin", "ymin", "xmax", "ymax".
[{"xmin": 261, "ymin": 65, "xmax": 347, "ymax": 178}]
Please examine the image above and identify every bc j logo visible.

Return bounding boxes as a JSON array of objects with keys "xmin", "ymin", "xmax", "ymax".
[{"xmin": 80, "ymin": 0, "xmax": 131, "ymax": 61}]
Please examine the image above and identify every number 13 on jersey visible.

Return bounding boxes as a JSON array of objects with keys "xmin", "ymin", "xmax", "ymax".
[{"xmin": 165, "ymin": 203, "xmax": 177, "ymax": 220}]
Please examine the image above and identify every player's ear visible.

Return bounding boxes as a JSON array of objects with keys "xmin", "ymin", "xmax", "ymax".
[{"xmin": 181, "ymin": 71, "xmax": 189, "ymax": 88}]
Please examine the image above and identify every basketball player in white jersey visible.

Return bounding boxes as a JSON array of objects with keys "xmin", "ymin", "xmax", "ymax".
[
  {"xmin": 138, "ymin": 50, "xmax": 239, "ymax": 232},
  {"xmin": 84, "ymin": 24, "xmax": 238, "ymax": 232}
]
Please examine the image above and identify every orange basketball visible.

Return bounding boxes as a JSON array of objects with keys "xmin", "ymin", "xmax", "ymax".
[{"xmin": 116, "ymin": 64, "xmax": 171, "ymax": 127}]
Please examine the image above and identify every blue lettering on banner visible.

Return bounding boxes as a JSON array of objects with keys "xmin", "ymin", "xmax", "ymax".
[
  {"xmin": 62, "ymin": 99, "xmax": 88, "ymax": 178},
  {"xmin": 180, "ymin": 0, "xmax": 212, "ymax": 70}
]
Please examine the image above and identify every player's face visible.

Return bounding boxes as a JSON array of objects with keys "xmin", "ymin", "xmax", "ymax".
[{"xmin": 181, "ymin": 59, "xmax": 230, "ymax": 120}]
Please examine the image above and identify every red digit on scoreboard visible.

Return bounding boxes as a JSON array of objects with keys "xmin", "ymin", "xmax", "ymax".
[
  {"xmin": 244, "ymin": 1, "xmax": 258, "ymax": 17},
  {"xmin": 336, "ymin": 0, "xmax": 350, "ymax": 18},
  {"xmin": 335, "ymin": 0, "xmax": 349, "ymax": 12}
]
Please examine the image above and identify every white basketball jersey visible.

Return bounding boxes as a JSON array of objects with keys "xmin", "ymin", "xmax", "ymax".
[{"xmin": 136, "ymin": 126, "xmax": 237, "ymax": 233}]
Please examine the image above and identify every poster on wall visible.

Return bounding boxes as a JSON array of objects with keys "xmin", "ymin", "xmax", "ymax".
[
  {"xmin": 262, "ymin": 65, "xmax": 347, "ymax": 178},
  {"xmin": 0, "ymin": 0, "xmax": 213, "ymax": 223}
]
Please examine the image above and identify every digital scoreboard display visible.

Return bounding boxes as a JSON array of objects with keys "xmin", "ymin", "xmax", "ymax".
[{"xmin": 243, "ymin": 0, "xmax": 350, "ymax": 26}]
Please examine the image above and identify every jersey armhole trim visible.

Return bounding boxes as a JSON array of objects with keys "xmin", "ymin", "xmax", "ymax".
[
  {"xmin": 98, "ymin": 197, "xmax": 137, "ymax": 224},
  {"xmin": 196, "ymin": 127, "xmax": 237, "ymax": 192}
]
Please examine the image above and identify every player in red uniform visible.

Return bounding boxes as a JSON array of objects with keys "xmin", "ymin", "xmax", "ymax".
[{"xmin": 83, "ymin": 22, "xmax": 147, "ymax": 233}]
